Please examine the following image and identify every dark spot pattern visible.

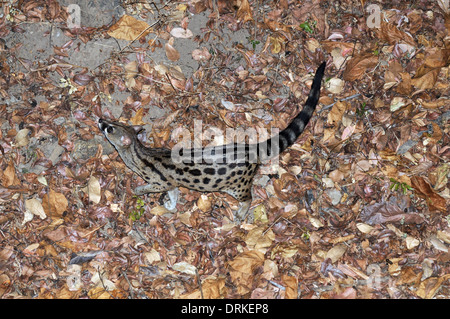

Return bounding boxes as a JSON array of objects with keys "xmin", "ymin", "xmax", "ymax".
[{"xmin": 190, "ymin": 169, "xmax": 202, "ymax": 176}]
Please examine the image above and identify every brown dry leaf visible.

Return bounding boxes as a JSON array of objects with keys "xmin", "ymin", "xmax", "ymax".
[
  {"xmin": 0, "ymin": 246, "xmax": 14, "ymax": 262},
  {"xmin": 380, "ymin": 164, "xmax": 411, "ymax": 186},
  {"xmin": 197, "ymin": 194, "xmax": 212, "ymax": 212},
  {"xmin": 411, "ymin": 176, "xmax": 447, "ymax": 213},
  {"xmin": 424, "ymin": 122, "xmax": 443, "ymax": 145},
  {"xmin": 396, "ymin": 267, "xmax": 422, "ymax": 286},
  {"xmin": 322, "ymin": 41, "xmax": 362, "ymax": 57},
  {"xmin": 327, "ymin": 101, "xmax": 347, "ymax": 126},
  {"xmin": 410, "ymin": 49, "xmax": 449, "ymax": 89},
  {"xmin": 416, "ymin": 274, "xmax": 450, "ymax": 299},
  {"xmin": 263, "ymin": 18, "xmax": 291, "ymax": 33},
  {"xmin": 332, "ymin": 287, "xmax": 357, "ymax": 299},
  {"xmin": 0, "ymin": 273, "xmax": 11, "ymax": 297},
  {"xmin": 325, "ymin": 78, "xmax": 345, "ymax": 94},
  {"xmin": 73, "ymin": 73, "xmax": 94, "ymax": 86},
  {"xmin": 326, "ymin": 244, "xmax": 347, "ymax": 263},
  {"xmin": 1, "ymin": 160, "xmax": 20, "ymax": 187},
  {"xmin": 281, "ymin": 275, "xmax": 298, "ymax": 299},
  {"xmin": 201, "ymin": 276, "xmax": 227, "ymax": 299},
  {"xmin": 130, "ymin": 108, "xmax": 145, "ymax": 126},
  {"xmin": 376, "ymin": 20, "xmax": 416, "ymax": 46},
  {"xmin": 245, "ymin": 227, "xmax": 275, "ymax": 253},
  {"xmin": 179, "ymin": 289, "xmax": 202, "ymax": 299},
  {"xmin": 228, "ymin": 250, "xmax": 264, "ymax": 295},
  {"xmin": 270, "ymin": 243, "xmax": 302, "ymax": 259},
  {"xmin": 15, "ymin": 128, "xmax": 30, "ymax": 147},
  {"xmin": 236, "ymin": 0, "xmax": 253, "ymax": 23},
  {"xmin": 42, "ymin": 189, "xmax": 68, "ymax": 218},
  {"xmin": 250, "ymin": 287, "xmax": 278, "ymax": 299},
  {"xmin": 107, "ymin": 15, "xmax": 151, "ymax": 40},
  {"xmin": 88, "ymin": 287, "xmax": 112, "ymax": 299},
  {"xmin": 124, "ymin": 61, "xmax": 138, "ymax": 89},
  {"xmin": 411, "ymin": 65, "xmax": 440, "ymax": 90},
  {"xmin": 396, "ymin": 72, "xmax": 412, "ymax": 95},
  {"xmin": 269, "ymin": 36, "xmax": 284, "ymax": 54},
  {"xmin": 422, "ymin": 48, "xmax": 450, "ymax": 68},
  {"xmin": 170, "ymin": 27, "xmax": 193, "ymax": 39},
  {"xmin": 228, "ymin": 250, "xmax": 264, "ymax": 274},
  {"xmin": 165, "ymin": 40, "xmax": 180, "ymax": 61},
  {"xmin": 25, "ymin": 198, "xmax": 46, "ymax": 219},
  {"xmin": 433, "ymin": 164, "xmax": 449, "ymax": 191},
  {"xmin": 88, "ymin": 176, "xmax": 101, "ymax": 204},
  {"xmin": 418, "ymin": 98, "xmax": 449, "ymax": 109},
  {"xmin": 172, "ymin": 261, "xmax": 197, "ymax": 275},
  {"xmin": 360, "ymin": 195, "xmax": 425, "ymax": 225},
  {"xmin": 150, "ymin": 205, "xmax": 169, "ymax": 216},
  {"xmin": 343, "ymin": 54, "xmax": 378, "ymax": 81},
  {"xmin": 44, "ymin": 226, "xmax": 77, "ymax": 250},
  {"xmin": 192, "ymin": 47, "xmax": 211, "ymax": 61}
]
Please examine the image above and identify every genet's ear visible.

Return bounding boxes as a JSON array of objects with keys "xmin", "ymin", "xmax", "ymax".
[
  {"xmin": 132, "ymin": 125, "xmax": 144, "ymax": 134},
  {"xmin": 120, "ymin": 135, "xmax": 132, "ymax": 147}
]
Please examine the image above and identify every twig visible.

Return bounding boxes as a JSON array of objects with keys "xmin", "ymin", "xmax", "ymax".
[
  {"xmin": 196, "ymin": 269, "xmax": 204, "ymax": 299},
  {"xmin": 268, "ymin": 280, "xmax": 286, "ymax": 291},
  {"xmin": 119, "ymin": 19, "xmax": 161, "ymax": 54},
  {"xmin": 121, "ymin": 270, "xmax": 135, "ymax": 299},
  {"xmin": 96, "ymin": 267, "xmax": 116, "ymax": 299}
]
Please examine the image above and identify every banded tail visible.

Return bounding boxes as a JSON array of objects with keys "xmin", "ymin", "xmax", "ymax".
[{"xmin": 258, "ymin": 62, "xmax": 326, "ymax": 161}]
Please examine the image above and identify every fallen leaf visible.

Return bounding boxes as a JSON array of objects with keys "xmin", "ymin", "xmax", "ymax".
[
  {"xmin": 341, "ymin": 125, "xmax": 355, "ymax": 140},
  {"xmin": 107, "ymin": 15, "xmax": 151, "ymax": 40},
  {"xmin": 326, "ymin": 244, "xmax": 347, "ymax": 263},
  {"xmin": 88, "ymin": 176, "xmax": 101, "ymax": 204},
  {"xmin": 228, "ymin": 250, "xmax": 264, "ymax": 274},
  {"xmin": 416, "ymin": 275, "xmax": 450, "ymax": 299},
  {"xmin": 411, "ymin": 65, "xmax": 440, "ymax": 89},
  {"xmin": 172, "ymin": 261, "xmax": 197, "ymax": 276},
  {"xmin": 325, "ymin": 78, "xmax": 345, "ymax": 94},
  {"xmin": 327, "ymin": 101, "xmax": 347, "ymax": 126},
  {"xmin": 130, "ymin": 108, "xmax": 145, "ymax": 126},
  {"xmin": 282, "ymin": 275, "xmax": 298, "ymax": 299},
  {"xmin": 418, "ymin": 98, "xmax": 449, "ymax": 109},
  {"xmin": 343, "ymin": 54, "xmax": 378, "ymax": 81},
  {"xmin": 201, "ymin": 276, "xmax": 227, "ymax": 299},
  {"xmin": 15, "ymin": 129, "xmax": 30, "ymax": 147},
  {"xmin": 197, "ymin": 194, "xmax": 212, "ymax": 212},
  {"xmin": 360, "ymin": 195, "xmax": 425, "ymax": 225},
  {"xmin": 411, "ymin": 176, "xmax": 447, "ymax": 213},
  {"xmin": 390, "ymin": 97, "xmax": 408, "ymax": 112},
  {"xmin": 269, "ymin": 36, "xmax": 284, "ymax": 54},
  {"xmin": 376, "ymin": 20, "xmax": 416, "ymax": 46},
  {"xmin": 245, "ymin": 227, "xmax": 275, "ymax": 253},
  {"xmin": 192, "ymin": 47, "xmax": 212, "ymax": 61},
  {"xmin": 228, "ymin": 250, "xmax": 264, "ymax": 294},
  {"xmin": 1, "ymin": 160, "xmax": 20, "ymax": 187},
  {"xmin": 150, "ymin": 205, "xmax": 169, "ymax": 216},
  {"xmin": 42, "ymin": 189, "xmax": 68, "ymax": 218},
  {"xmin": 165, "ymin": 40, "xmax": 180, "ymax": 61},
  {"xmin": 170, "ymin": 27, "xmax": 193, "ymax": 38},
  {"xmin": 250, "ymin": 287, "xmax": 278, "ymax": 299},
  {"xmin": 236, "ymin": 0, "xmax": 253, "ymax": 23},
  {"xmin": 25, "ymin": 198, "xmax": 47, "ymax": 219}
]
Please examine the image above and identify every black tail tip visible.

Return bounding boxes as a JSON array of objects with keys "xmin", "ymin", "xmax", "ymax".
[{"xmin": 317, "ymin": 62, "xmax": 326, "ymax": 75}]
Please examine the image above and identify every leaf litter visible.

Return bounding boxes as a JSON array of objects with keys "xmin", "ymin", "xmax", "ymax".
[{"xmin": 0, "ymin": 0, "xmax": 449, "ymax": 299}]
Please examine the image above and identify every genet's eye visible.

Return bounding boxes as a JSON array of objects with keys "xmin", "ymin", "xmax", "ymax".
[{"xmin": 106, "ymin": 126, "xmax": 114, "ymax": 134}]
